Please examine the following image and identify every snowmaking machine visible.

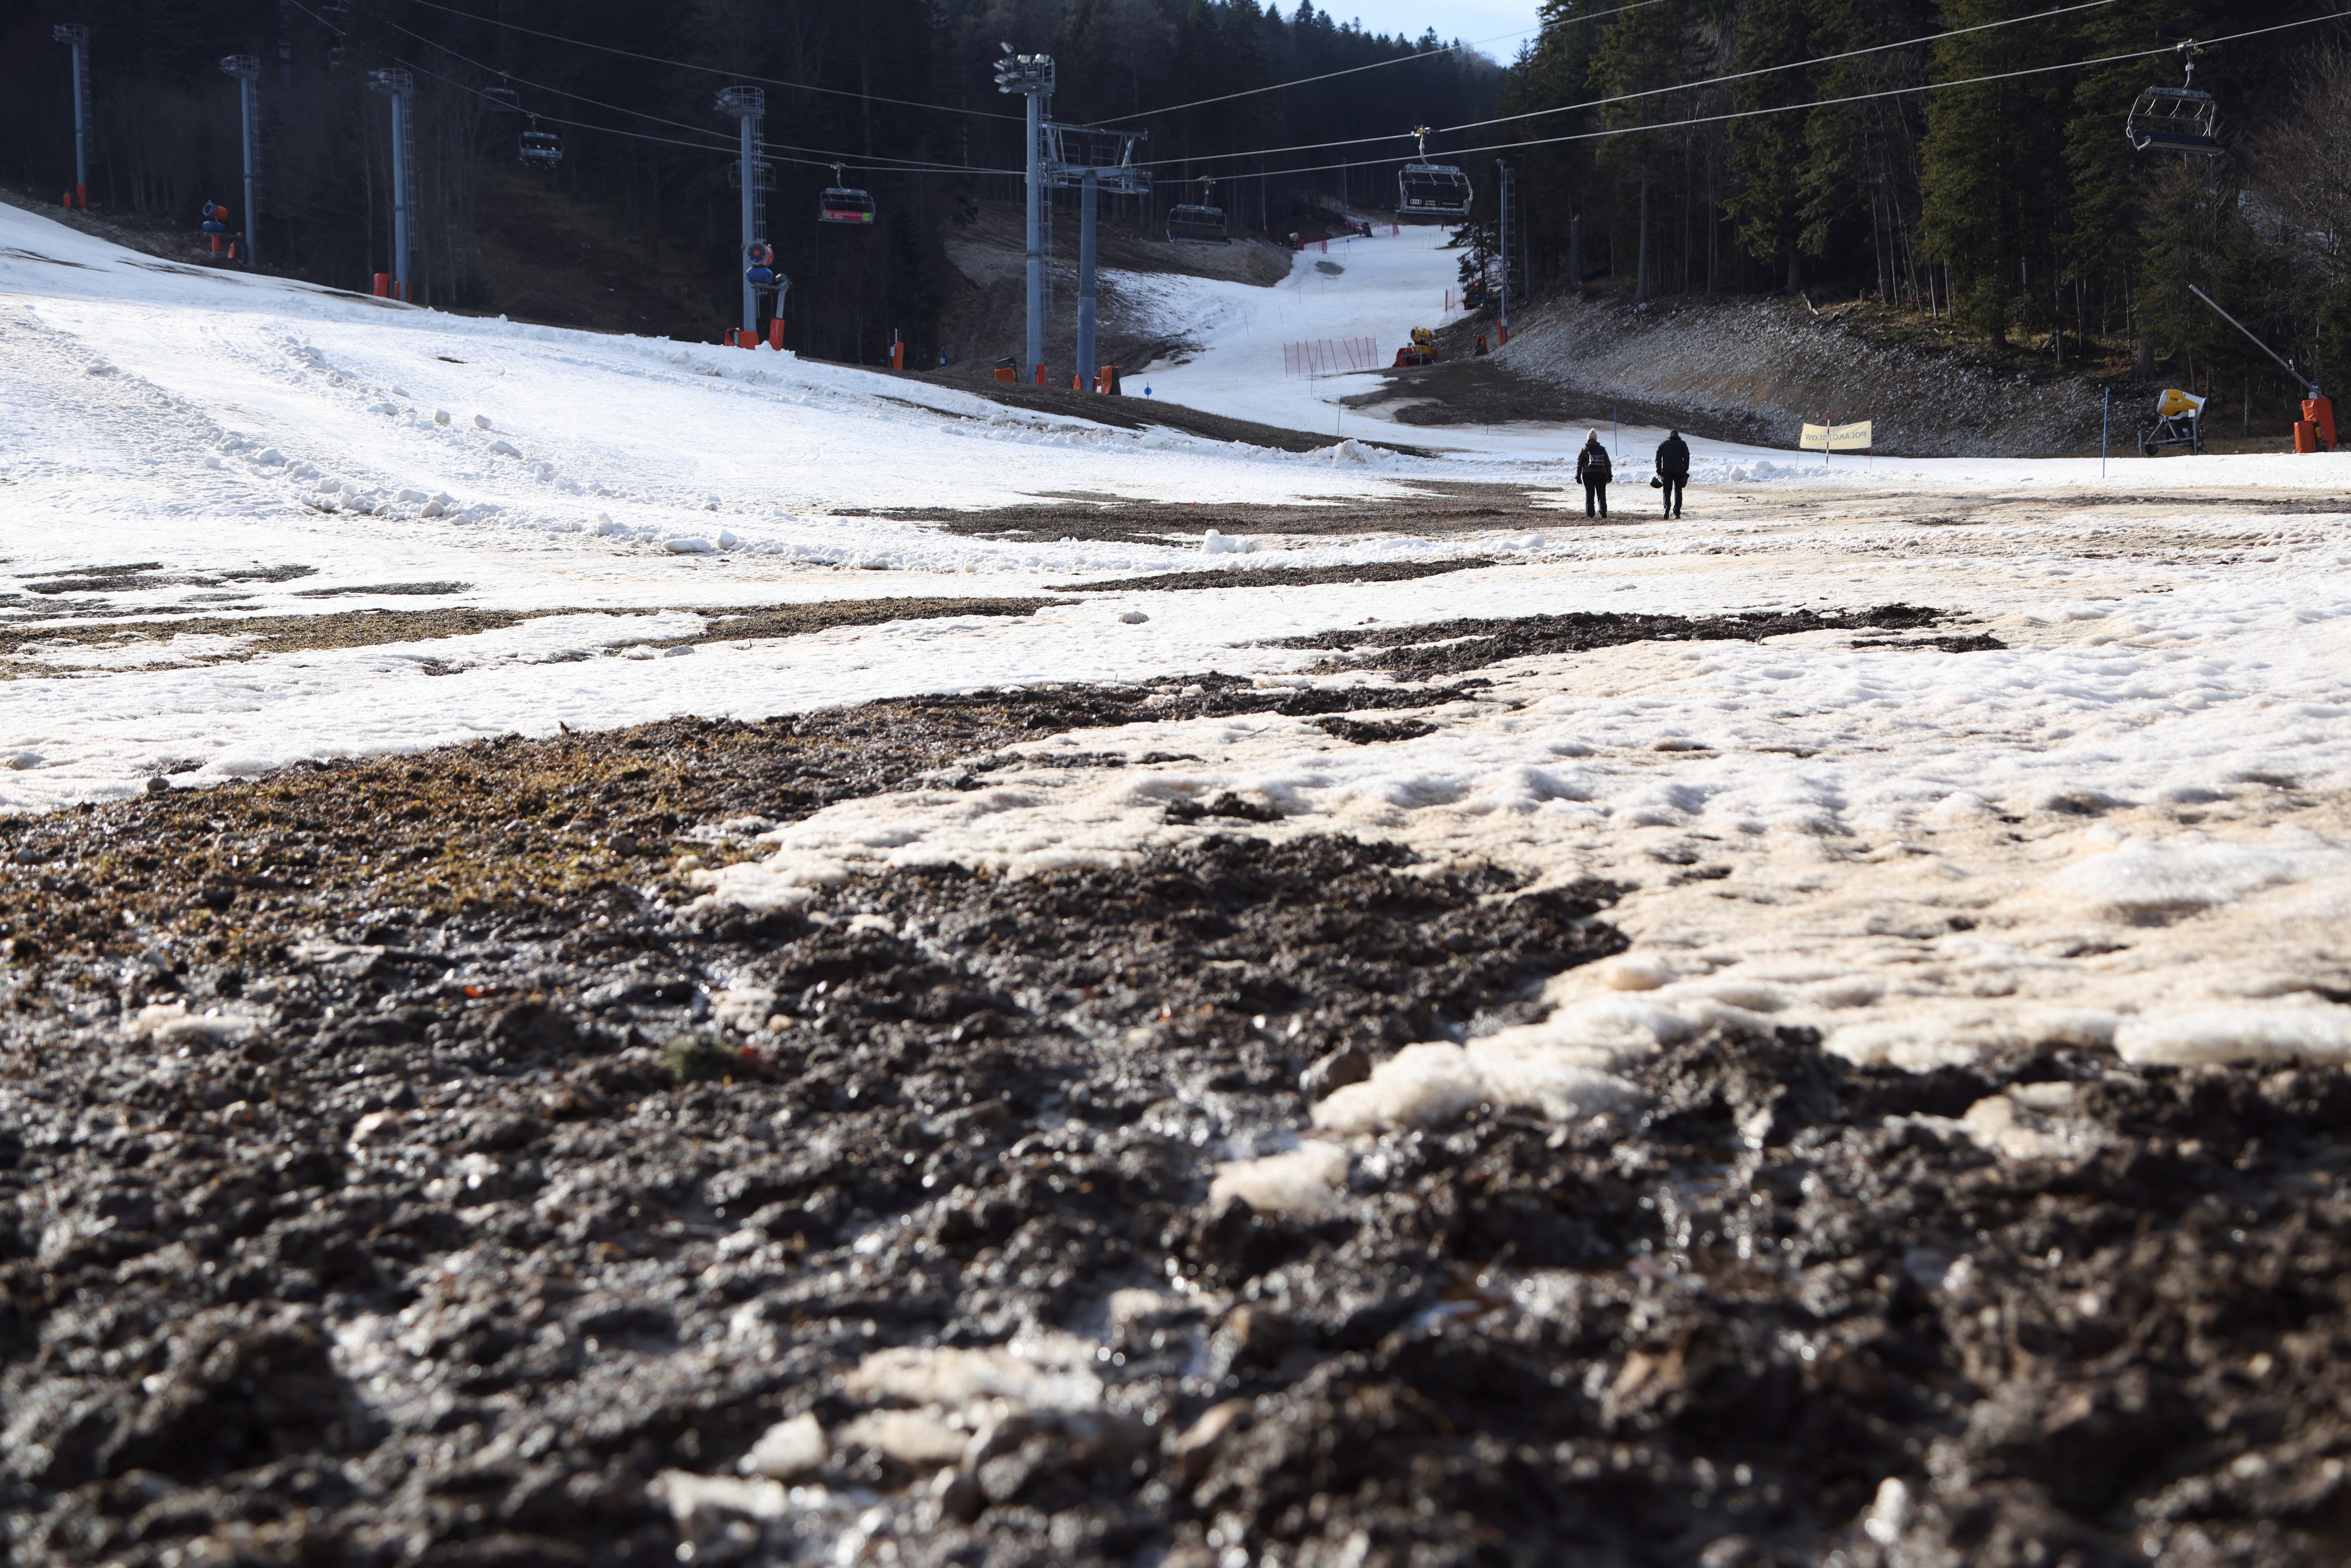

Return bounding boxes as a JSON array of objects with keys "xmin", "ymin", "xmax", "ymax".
[
  {"xmin": 1394, "ymin": 327, "xmax": 1437, "ymax": 367},
  {"xmin": 2139, "ymin": 387, "xmax": 2207, "ymax": 457}
]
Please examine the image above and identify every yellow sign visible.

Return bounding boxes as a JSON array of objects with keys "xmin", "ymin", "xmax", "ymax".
[{"xmin": 1799, "ymin": 419, "xmax": 1875, "ymax": 452}]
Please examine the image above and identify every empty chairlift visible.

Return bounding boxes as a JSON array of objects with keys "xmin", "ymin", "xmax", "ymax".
[
  {"xmin": 1398, "ymin": 127, "xmax": 1472, "ymax": 221},
  {"xmin": 819, "ymin": 166, "xmax": 875, "ymax": 225},
  {"xmin": 2126, "ymin": 44, "xmax": 2221, "ymax": 156},
  {"xmin": 519, "ymin": 116, "xmax": 564, "ymax": 168},
  {"xmin": 1167, "ymin": 179, "xmax": 1227, "ymax": 245},
  {"xmin": 483, "ymin": 78, "xmax": 521, "ymax": 114}
]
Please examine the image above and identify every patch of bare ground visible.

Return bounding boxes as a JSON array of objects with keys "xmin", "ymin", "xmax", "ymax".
[
  {"xmin": 0, "ymin": 598, "xmax": 1061, "ymax": 677},
  {"xmin": 3, "ymin": 661, "xmax": 2349, "ymax": 1565},
  {"xmin": 845, "ymin": 481, "xmax": 1556, "ymax": 545},
  {"xmin": 1340, "ymin": 357, "xmax": 1746, "ymax": 447},
  {"xmin": 1051, "ymin": 559, "xmax": 1494, "ymax": 593},
  {"xmin": 884, "ymin": 373, "xmax": 1438, "ymax": 457}
]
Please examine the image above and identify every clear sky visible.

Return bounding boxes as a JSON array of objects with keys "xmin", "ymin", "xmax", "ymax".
[{"xmin": 1308, "ymin": 0, "xmax": 1544, "ymax": 61}]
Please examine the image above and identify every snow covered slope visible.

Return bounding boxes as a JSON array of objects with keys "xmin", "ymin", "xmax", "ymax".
[{"xmin": 6, "ymin": 194, "xmax": 2351, "ymax": 1074}]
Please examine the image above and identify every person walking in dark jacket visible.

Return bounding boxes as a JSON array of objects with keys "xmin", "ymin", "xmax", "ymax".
[
  {"xmin": 1575, "ymin": 430, "xmax": 1612, "ymax": 518},
  {"xmin": 1654, "ymin": 428, "xmax": 1691, "ymax": 518}
]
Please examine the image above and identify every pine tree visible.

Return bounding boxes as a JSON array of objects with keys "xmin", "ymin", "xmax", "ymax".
[
  {"xmin": 1723, "ymin": 0, "xmax": 1810, "ymax": 292},
  {"xmin": 1919, "ymin": 0, "xmax": 2069, "ymax": 344}
]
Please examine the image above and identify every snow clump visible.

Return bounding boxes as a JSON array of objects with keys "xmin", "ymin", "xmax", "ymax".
[{"xmin": 1208, "ymin": 1142, "xmax": 1348, "ymax": 1218}]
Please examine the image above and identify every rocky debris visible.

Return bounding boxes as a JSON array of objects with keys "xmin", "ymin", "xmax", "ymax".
[{"xmin": 2, "ymin": 677, "xmax": 2348, "ymax": 1566}]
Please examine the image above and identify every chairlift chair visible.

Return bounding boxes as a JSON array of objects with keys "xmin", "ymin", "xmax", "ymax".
[
  {"xmin": 1398, "ymin": 125, "xmax": 1473, "ymax": 221},
  {"xmin": 1167, "ymin": 178, "xmax": 1227, "ymax": 245},
  {"xmin": 518, "ymin": 118, "xmax": 564, "ymax": 167},
  {"xmin": 819, "ymin": 166, "xmax": 875, "ymax": 225},
  {"xmin": 483, "ymin": 80, "xmax": 521, "ymax": 114},
  {"xmin": 2126, "ymin": 44, "xmax": 2221, "ymax": 156}
]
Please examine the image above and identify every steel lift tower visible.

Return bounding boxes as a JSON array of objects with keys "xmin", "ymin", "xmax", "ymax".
[
  {"xmin": 368, "ymin": 70, "xmax": 417, "ymax": 299},
  {"xmin": 53, "ymin": 25, "xmax": 91, "ymax": 209},
  {"xmin": 718, "ymin": 87, "xmax": 768, "ymax": 338},
  {"xmin": 220, "ymin": 55, "xmax": 262, "ymax": 265},
  {"xmin": 994, "ymin": 47, "xmax": 1055, "ymax": 381},
  {"xmin": 1041, "ymin": 122, "xmax": 1148, "ymax": 387}
]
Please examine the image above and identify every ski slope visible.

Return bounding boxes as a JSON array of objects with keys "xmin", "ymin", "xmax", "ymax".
[{"xmin": 8, "ymin": 196, "xmax": 2351, "ymax": 1076}]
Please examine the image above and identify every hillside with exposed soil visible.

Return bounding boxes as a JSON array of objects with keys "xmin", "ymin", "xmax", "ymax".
[{"xmin": 1486, "ymin": 293, "xmax": 2124, "ymax": 459}]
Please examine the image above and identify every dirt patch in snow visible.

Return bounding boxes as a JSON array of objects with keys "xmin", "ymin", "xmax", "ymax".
[
  {"xmin": 1052, "ymin": 560, "xmax": 1494, "ymax": 594},
  {"xmin": 879, "ymin": 373, "xmax": 1438, "ymax": 457},
  {"xmin": 3, "ymin": 689, "xmax": 2349, "ymax": 1565},
  {"xmin": 858, "ymin": 481, "xmax": 1555, "ymax": 545},
  {"xmin": 0, "ymin": 598, "xmax": 1061, "ymax": 675},
  {"xmin": 1278, "ymin": 602, "xmax": 1972, "ymax": 679}
]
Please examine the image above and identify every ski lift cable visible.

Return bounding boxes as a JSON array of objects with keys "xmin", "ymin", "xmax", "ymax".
[
  {"xmin": 1179, "ymin": 9, "xmax": 2348, "ymax": 185},
  {"xmin": 291, "ymin": 0, "xmax": 1022, "ymax": 178},
  {"xmin": 385, "ymin": 50, "xmax": 1017, "ymax": 176},
  {"xmin": 1125, "ymin": 0, "xmax": 2121, "ymax": 170},
  {"xmin": 399, "ymin": 0, "xmax": 1028, "ymax": 124},
  {"xmin": 1083, "ymin": 3, "xmax": 1656, "ymax": 128},
  {"xmin": 1440, "ymin": 0, "xmax": 2119, "ymax": 138}
]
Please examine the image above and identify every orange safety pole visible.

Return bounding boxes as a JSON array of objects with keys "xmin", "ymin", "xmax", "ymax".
[
  {"xmin": 769, "ymin": 318, "xmax": 786, "ymax": 351},
  {"xmin": 1034, "ymin": 363, "xmax": 1046, "ymax": 386}
]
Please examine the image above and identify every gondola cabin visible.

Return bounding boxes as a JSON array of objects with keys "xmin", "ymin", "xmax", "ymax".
[
  {"xmin": 1399, "ymin": 162, "xmax": 1473, "ymax": 221},
  {"xmin": 1167, "ymin": 205, "xmax": 1227, "ymax": 244},
  {"xmin": 518, "ymin": 118, "xmax": 563, "ymax": 167}
]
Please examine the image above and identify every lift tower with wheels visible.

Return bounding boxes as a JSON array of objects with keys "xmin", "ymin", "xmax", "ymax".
[
  {"xmin": 1041, "ymin": 122, "xmax": 1147, "ymax": 390},
  {"xmin": 219, "ymin": 55, "xmax": 262, "ymax": 266},
  {"xmin": 368, "ymin": 70, "xmax": 417, "ymax": 299},
  {"xmin": 717, "ymin": 87, "xmax": 768, "ymax": 340},
  {"xmin": 995, "ymin": 47, "xmax": 1055, "ymax": 383}
]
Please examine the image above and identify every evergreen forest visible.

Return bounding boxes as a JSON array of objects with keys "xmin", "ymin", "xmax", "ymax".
[{"xmin": 3, "ymin": 0, "xmax": 2345, "ymax": 418}]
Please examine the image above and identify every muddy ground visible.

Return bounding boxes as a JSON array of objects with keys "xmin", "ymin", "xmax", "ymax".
[{"xmin": 3, "ymin": 609, "xmax": 2348, "ymax": 1567}]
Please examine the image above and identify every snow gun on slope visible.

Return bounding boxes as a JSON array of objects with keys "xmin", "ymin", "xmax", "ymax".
[
  {"xmin": 2139, "ymin": 387, "xmax": 2207, "ymax": 457},
  {"xmin": 1394, "ymin": 327, "xmax": 1437, "ymax": 367},
  {"xmin": 2184, "ymin": 284, "xmax": 2336, "ymax": 452},
  {"xmin": 200, "ymin": 200, "xmax": 238, "ymax": 262},
  {"xmin": 731, "ymin": 242, "xmax": 788, "ymax": 350}
]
